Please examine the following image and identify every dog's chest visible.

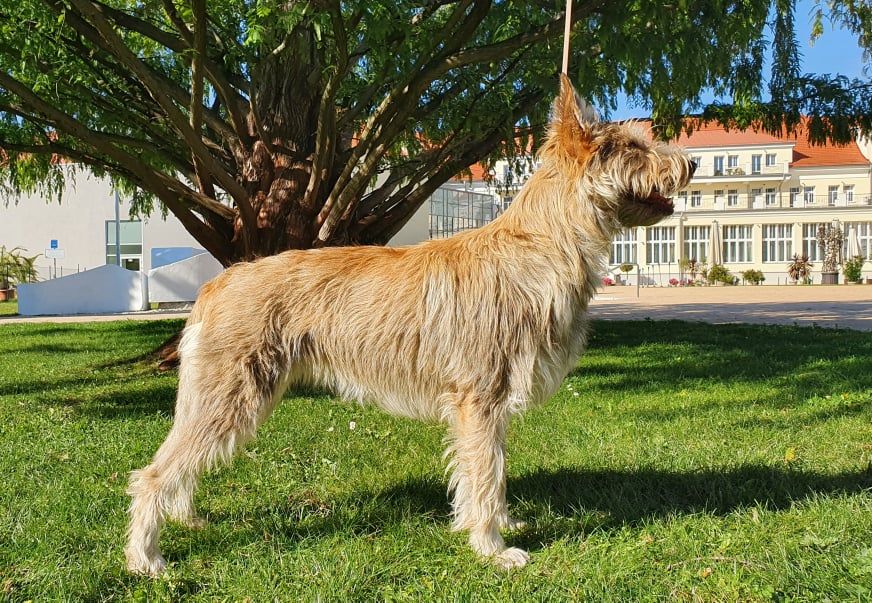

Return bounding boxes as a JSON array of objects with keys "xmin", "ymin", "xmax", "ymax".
[{"xmin": 524, "ymin": 288, "xmax": 590, "ymax": 408}]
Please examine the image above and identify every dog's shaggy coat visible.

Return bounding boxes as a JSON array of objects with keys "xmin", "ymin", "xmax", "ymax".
[{"xmin": 125, "ymin": 76, "xmax": 694, "ymax": 574}]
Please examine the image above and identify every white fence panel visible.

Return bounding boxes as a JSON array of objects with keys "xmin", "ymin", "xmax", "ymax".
[
  {"xmin": 17, "ymin": 264, "xmax": 148, "ymax": 316},
  {"xmin": 147, "ymin": 252, "xmax": 223, "ymax": 303}
]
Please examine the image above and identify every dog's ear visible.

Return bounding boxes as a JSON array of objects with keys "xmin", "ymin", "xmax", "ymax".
[{"xmin": 550, "ymin": 74, "xmax": 598, "ymax": 163}]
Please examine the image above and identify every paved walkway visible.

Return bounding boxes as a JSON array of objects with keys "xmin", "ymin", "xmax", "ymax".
[
  {"xmin": 589, "ymin": 284, "xmax": 872, "ymax": 331},
  {"xmin": 2, "ymin": 286, "xmax": 870, "ymax": 331},
  {"xmin": 0, "ymin": 308, "xmax": 190, "ymax": 325}
]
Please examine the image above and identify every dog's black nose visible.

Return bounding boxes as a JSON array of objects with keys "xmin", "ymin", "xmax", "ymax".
[{"xmin": 689, "ymin": 160, "xmax": 697, "ymax": 175}]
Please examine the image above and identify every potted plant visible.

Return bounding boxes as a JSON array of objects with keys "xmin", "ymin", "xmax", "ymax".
[
  {"xmin": 787, "ymin": 254, "xmax": 813, "ymax": 284},
  {"xmin": 816, "ymin": 224, "xmax": 843, "ymax": 284},
  {"xmin": 0, "ymin": 246, "xmax": 40, "ymax": 300},
  {"xmin": 741, "ymin": 269, "xmax": 765, "ymax": 285},
  {"xmin": 618, "ymin": 263, "xmax": 634, "ymax": 285},
  {"xmin": 706, "ymin": 263, "xmax": 734, "ymax": 285},
  {"xmin": 843, "ymin": 255, "xmax": 864, "ymax": 284},
  {"xmin": 680, "ymin": 257, "xmax": 704, "ymax": 283}
]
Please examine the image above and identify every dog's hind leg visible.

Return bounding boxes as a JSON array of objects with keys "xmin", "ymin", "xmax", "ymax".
[
  {"xmin": 125, "ymin": 331, "xmax": 285, "ymax": 576},
  {"xmin": 446, "ymin": 394, "xmax": 529, "ymax": 569}
]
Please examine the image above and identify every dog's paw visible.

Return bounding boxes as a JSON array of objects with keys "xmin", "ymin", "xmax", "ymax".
[
  {"xmin": 500, "ymin": 516, "xmax": 527, "ymax": 531},
  {"xmin": 494, "ymin": 547, "xmax": 530, "ymax": 569},
  {"xmin": 125, "ymin": 548, "xmax": 167, "ymax": 577}
]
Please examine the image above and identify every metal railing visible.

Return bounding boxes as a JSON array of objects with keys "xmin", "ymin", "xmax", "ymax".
[
  {"xmin": 674, "ymin": 193, "xmax": 872, "ymax": 211},
  {"xmin": 692, "ymin": 162, "xmax": 789, "ymax": 178}
]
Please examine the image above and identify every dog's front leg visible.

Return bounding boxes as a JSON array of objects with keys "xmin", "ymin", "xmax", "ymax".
[{"xmin": 446, "ymin": 395, "xmax": 529, "ymax": 569}]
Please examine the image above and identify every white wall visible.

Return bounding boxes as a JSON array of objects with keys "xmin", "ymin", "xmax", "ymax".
[
  {"xmin": 0, "ymin": 167, "xmax": 209, "ymax": 278},
  {"xmin": 148, "ymin": 252, "xmax": 223, "ymax": 303},
  {"xmin": 17, "ymin": 264, "xmax": 148, "ymax": 316},
  {"xmin": 388, "ymin": 202, "xmax": 430, "ymax": 247}
]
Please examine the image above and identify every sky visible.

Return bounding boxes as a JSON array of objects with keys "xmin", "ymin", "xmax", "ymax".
[{"xmin": 609, "ymin": 0, "xmax": 869, "ymax": 120}]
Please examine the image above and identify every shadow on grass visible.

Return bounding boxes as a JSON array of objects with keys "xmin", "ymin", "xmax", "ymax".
[
  {"xmin": 578, "ymin": 320, "xmax": 872, "ymax": 403},
  {"xmin": 187, "ymin": 463, "xmax": 872, "ymax": 560}
]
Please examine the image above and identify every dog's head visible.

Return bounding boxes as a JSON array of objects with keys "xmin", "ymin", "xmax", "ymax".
[{"xmin": 541, "ymin": 75, "xmax": 695, "ymax": 228}]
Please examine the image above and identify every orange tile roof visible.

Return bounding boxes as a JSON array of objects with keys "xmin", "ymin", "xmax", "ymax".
[
  {"xmin": 652, "ymin": 119, "xmax": 870, "ymax": 168},
  {"xmin": 456, "ymin": 117, "xmax": 870, "ymax": 180}
]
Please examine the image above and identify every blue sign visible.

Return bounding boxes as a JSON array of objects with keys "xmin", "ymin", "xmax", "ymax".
[{"xmin": 50, "ymin": 239, "xmax": 58, "ymax": 249}]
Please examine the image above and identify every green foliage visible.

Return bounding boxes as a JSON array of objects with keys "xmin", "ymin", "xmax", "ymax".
[
  {"xmin": 1, "ymin": 319, "xmax": 871, "ymax": 598},
  {"xmin": 1, "ymin": 1, "xmax": 872, "ymax": 259},
  {"xmin": 0, "ymin": 245, "xmax": 39, "ymax": 289},
  {"xmin": 742, "ymin": 269, "xmax": 766, "ymax": 285},
  {"xmin": 619, "ymin": 263, "xmax": 634, "ymax": 273},
  {"xmin": 707, "ymin": 263, "xmax": 735, "ymax": 285},
  {"xmin": 843, "ymin": 255, "xmax": 864, "ymax": 283}
]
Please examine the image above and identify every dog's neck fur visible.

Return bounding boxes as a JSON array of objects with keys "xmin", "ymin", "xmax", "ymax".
[{"xmin": 477, "ymin": 144, "xmax": 618, "ymax": 302}]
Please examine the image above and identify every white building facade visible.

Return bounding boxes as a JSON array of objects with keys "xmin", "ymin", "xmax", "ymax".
[{"xmin": 0, "ymin": 170, "xmax": 210, "ymax": 281}]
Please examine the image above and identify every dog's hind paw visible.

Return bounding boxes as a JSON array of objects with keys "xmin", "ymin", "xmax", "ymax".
[
  {"xmin": 495, "ymin": 547, "xmax": 530, "ymax": 569},
  {"xmin": 125, "ymin": 548, "xmax": 167, "ymax": 577}
]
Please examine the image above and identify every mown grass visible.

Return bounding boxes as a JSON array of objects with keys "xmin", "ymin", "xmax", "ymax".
[
  {"xmin": 0, "ymin": 319, "xmax": 870, "ymax": 601},
  {"xmin": 0, "ymin": 300, "xmax": 17, "ymax": 316}
]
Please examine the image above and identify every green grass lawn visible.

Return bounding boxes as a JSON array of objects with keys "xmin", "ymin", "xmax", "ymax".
[
  {"xmin": 0, "ymin": 300, "xmax": 17, "ymax": 316},
  {"xmin": 1, "ymin": 319, "xmax": 870, "ymax": 600}
]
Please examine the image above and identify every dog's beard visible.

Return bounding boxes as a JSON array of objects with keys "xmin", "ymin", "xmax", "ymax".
[{"xmin": 616, "ymin": 191, "xmax": 675, "ymax": 227}]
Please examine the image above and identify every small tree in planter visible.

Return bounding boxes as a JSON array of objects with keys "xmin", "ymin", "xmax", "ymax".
[
  {"xmin": 787, "ymin": 254, "xmax": 813, "ymax": 284},
  {"xmin": 618, "ymin": 263, "xmax": 634, "ymax": 285},
  {"xmin": 707, "ymin": 263, "xmax": 734, "ymax": 285},
  {"xmin": 843, "ymin": 256, "xmax": 864, "ymax": 283},
  {"xmin": 816, "ymin": 224, "xmax": 843, "ymax": 284},
  {"xmin": 680, "ymin": 257, "xmax": 704, "ymax": 283},
  {"xmin": 0, "ymin": 246, "xmax": 40, "ymax": 301},
  {"xmin": 741, "ymin": 269, "xmax": 765, "ymax": 285}
]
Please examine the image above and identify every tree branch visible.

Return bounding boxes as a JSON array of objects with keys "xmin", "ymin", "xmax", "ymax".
[{"xmin": 62, "ymin": 0, "xmax": 256, "ymax": 243}]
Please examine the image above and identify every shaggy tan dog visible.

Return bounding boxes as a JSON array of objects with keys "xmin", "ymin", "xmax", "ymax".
[{"xmin": 126, "ymin": 76, "xmax": 694, "ymax": 574}]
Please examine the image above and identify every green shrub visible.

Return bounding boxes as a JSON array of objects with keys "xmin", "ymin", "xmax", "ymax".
[
  {"xmin": 707, "ymin": 263, "xmax": 734, "ymax": 285},
  {"xmin": 742, "ymin": 269, "xmax": 765, "ymax": 285},
  {"xmin": 619, "ymin": 263, "xmax": 634, "ymax": 274},
  {"xmin": 843, "ymin": 255, "xmax": 864, "ymax": 283}
]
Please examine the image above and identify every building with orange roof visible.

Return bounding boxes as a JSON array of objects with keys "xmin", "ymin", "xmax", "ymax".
[{"xmin": 419, "ymin": 118, "xmax": 872, "ymax": 285}]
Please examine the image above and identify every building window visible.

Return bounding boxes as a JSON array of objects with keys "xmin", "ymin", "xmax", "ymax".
[
  {"xmin": 751, "ymin": 188, "xmax": 762, "ymax": 206},
  {"xmin": 713, "ymin": 156, "xmax": 724, "ymax": 176},
  {"xmin": 690, "ymin": 190, "xmax": 702, "ymax": 208},
  {"xmin": 803, "ymin": 186, "xmax": 815, "ymax": 204},
  {"xmin": 789, "ymin": 187, "xmax": 801, "ymax": 207},
  {"xmin": 723, "ymin": 225, "xmax": 753, "ymax": 262},
  {"xmin": 105, "ymin": 220, "xmax": 143, "ymax": 270},
  {"xmin": 727, "ymin": 189, "xmax": 739, "ymax": 207},
  {"xmin": 751, "ymin": 154, "xmax": 762, "ymax": 174},
  {"xmin": 646, "ymin": 226, "xmax": 676, "ymax": 264},
  {"xmin": 762, "ymin": 224, "xmax": 793, "ymax": 263},
  {"xmin": 803, "ymin": 223, "xmax": 825, "ymax": 261},
  {"xmin": 765, "ymin": 153, "xmax": 777, "ymax": 167},
  {"xmin": 714, "ymin": 189, "xmax": 725, "ymax": 205},
  {"xmin": 610, "ymin": 228, "xmax": 637, "ymax": 265},
  {"xmin": 828, "ymin": 185, "xmax": 839, "ymax": 206},
  {"xmin": 727, "ymin": 155, "xmax": 738, "ymax": 169},
  {"xmin": 429, "ymin": 188, "xmax": 499, "ymax": 238},
  {"xmin": 683, "ymin": 225, "xmax": 710, "ymax": 264},
  {"xmin": 677, "ymin": 191, "xmax": 688, "ymax": 208},
  {"xmin": 844, "ymin": 185, "xmax": 855, "ymax": 204},
  {"xmin": 765, "ymin": 188, "xmax": 777, "ymax": 206}
]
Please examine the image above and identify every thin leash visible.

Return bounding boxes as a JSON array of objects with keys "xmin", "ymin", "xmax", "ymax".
[{"xmin": 561, "ymin": 0, "xmax": 572, "ymax": 75}]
